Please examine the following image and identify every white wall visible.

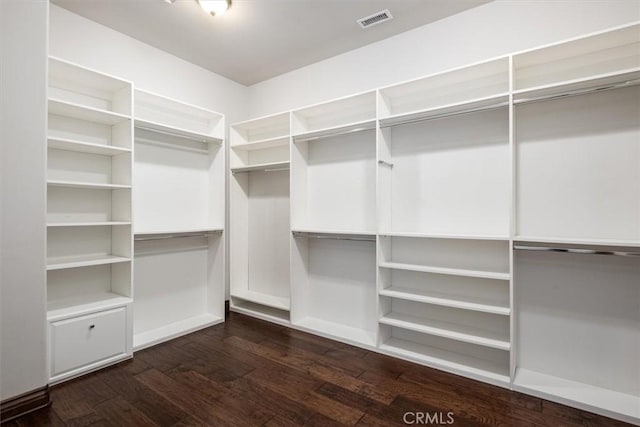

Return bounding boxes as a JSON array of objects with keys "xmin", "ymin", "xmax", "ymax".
[
  {"xmin": 248, "ymin": 0, "xmax": 640, "ymax": 116},
  {"xmin": 50, "ymin": 5, "xmax": 251, "ymax": 300},
  {"xmin": 0, "ymin": 0, "xmax": 49, "ymax": 401}
]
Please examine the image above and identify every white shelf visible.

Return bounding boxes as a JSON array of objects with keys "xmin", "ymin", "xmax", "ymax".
[
  {"xmin": 231, "ymin": 289, "xmax": 290, "ymax": 311},
  {"xmin": 47, "ymin": 221, "xmax": 131, "ymax": 227},
  {"xmin": 379, "ymin": 231, "xmax": 509, "ymax": 241},
  {"xmin": 134, "ymin": 227, "xmax": 223, "ymax": 236},
  {"xmin": 294, "ymin": 317, "xmax": 376, "ymax": 347},
  {"xmin": 48, "ymin": 98, "xmax": 130, "ymax": 125},
  {"xmin": 379, "ymin": 261, "xmax": 510, "ymax": 281},
  {"xmin": 379, "ymin": 286, "xmax": 510, "ymax": 316},
  {"xmin": 513, "ymin": 68, "xmax": 640, "ymax": 104},
  {"xmin": 47, "ymin": 292, "xmax": 132, "ymax": 321},
  {"xmin": 379, "ymin": 312, "xmax": 510, "ymax": 351},
  {"xmin": 231, "ymin": 135, "xmax": 290, "ymax": 151},
  {"xmin": 47, "ymin": 180, "xmax": 131, "ymax": 190},
  {"xmin": 292, "ymin": 228, "xmax": 376, "ymax": 239},
  {"xmin": 514, "ymin": 368, "xmax": 640, "ymax": 425},
  {"xmin": 379, "ymin": 93, "xmax": 509, "ymax": 128},
  {"xmin": 48, "ymin": 137, "xmax": 131, "ymax": 156},
  {"xmin": 515, "ymin": 235, "xmax": 640, "ymax": 248},
  {"xmin": 47, "ymin": 255, "xmax": 131, "ymax": 271},
  {"xmin": 135, "ymin": 118, "xmax": 222, "ymax": 144},
  {"xmin": 231, "ymin": 161, "xmax": 290, "ymax": 174},
  {"xmin": 133, "ymin": 313, "xmax": 223, "ymax": 351},
  {"xmin": 380, "ymin": 337, "xmax": 510, "ymax": 386},
  {"xmin": 231, "ymin": 300, "xmax": 291, "ymax": 326},
  {"xmin": 292, "ymin": 119, "xmax": 376, "ymax": 143}
]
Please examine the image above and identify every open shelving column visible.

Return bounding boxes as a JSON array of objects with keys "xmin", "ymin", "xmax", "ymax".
[
  {"xmin": 133, "ymin": 89, "xmax": 225, "ymax": 350},
  {"xmin": 512, "ymin": 23, "xmax": 640, "ymax": 425},
  {"xmin": 290, "ymin": 92, "xmax": 378, "ymax": 347},
  {"xmin": 46, "ymin": 57, "xmax": 134, "ymax": 383},
  {"xmin": 376, "ymin": 57, "xmax": 513, "ymax": 386},
  {"xmin": 230, "ymin": 112, "xmax": 292, "ymax": 323}
]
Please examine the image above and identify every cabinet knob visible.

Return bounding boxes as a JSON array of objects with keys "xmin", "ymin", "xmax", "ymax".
[{"xmin": 89, "ymin": 324, "xmax": 95, "ymax": 330}]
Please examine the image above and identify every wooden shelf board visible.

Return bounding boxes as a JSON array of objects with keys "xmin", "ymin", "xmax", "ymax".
[
  {"xmin": 135, "ymin": 118, "xmax": 222, "ymax": 144},
  {"xmin": 513, "ymin": 67, "xmax": 640, "ymax": 103},
  {"xmin": 379, "ymin": 231, "xmax": 509, "ymax": 241},
  {"xmin": 379, "ymin": 287, "xmax": 510, "ymax": 316},
  {"xmin": 230, "ymin": 289, "xmax": 290, "ymax": 311},
  {"xmin": 379, "ymin": 312, "xmax": 510, "ymax": 351},
  {"xmin": 514, "ymin": 235, "xmax": 640, "ymax": 248},
  {"xmin": 47, "ymin": 255, "xmax": 131, "ymax": 271},
  {"xmin": 48, "ymin": 137, "xmax": 131, "ymax": 156},
  {"xmin": 133, "ymin": 313, "xmax": 223, "ymax": 351},
  {"xmin": 514, "ymin": 368, "xmax": 640, "ymax": 424},
  {"xmin": 294, "ymin": 317, "xmax": 376, "ymax": 347},
  {"xmin": 380, "ymin": 337, "xmax": 510, "ymax": 386},
  {"xmin": 47, "ymin": 221, "xmax": 131, "ymax": 227},
  {"xmin": 47, "ymin": 292, "xmax": 132, "ymax": 321},
  {"xmin": 379, "ymin": 261, "xmax": 510, "ymax": 281},
  {"xmin": 379, "ymin": 93, "xmax": 509, "ymax": 128},
  {"xmin": 292, "ymin": 119, "xmax": 376, "ymax": 142},
  {"xmin": 231, "ymin": 135, "xmax": 290, "ymax": 151},
  {"xmin": 48, "ymin": 98, "xmax": 130, "ymax": 125},
  {"xmin": 47, "ymin": 180, "xmax": 131, "ymax": 190},
  {"xmin": 231, "ymin": 161, "xmax": 290, "ymax": 174}
]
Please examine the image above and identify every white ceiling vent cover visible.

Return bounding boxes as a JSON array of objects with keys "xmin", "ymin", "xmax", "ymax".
[{"xmin": 357, "ymin": 9, "xmax": 393, "ymax": 29}]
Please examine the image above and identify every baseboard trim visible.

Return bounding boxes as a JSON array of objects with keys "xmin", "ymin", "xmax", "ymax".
[{"xmin": 0, "ymin": 386, "xmax": 50, "ymax": 424}]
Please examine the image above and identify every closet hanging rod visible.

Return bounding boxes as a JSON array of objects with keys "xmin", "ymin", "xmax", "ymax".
[
  {"xmin": 135, "ymin": 231, "xmax": 222, "ymax": 241},
  {"xmin": 231, "ymin": 167, "xmax": 290, "ymax": 175},
  {"xmin": 378, "ymin": 160, "xmax": 394, "ymax": 168},
  {"xmin": 135, "ymin": 124, "xmax": 222, "ymax": 145},
  {"xmin": 513, "ymin": 78, "xmax": 640, "ymax": 106},
  {"xmin": 293, "ymin": 122, "xmax": 376, "ymax": 143},
  {"xmin": 292, "ymin": 231, "xmax": 376, "ymax": 242},
  {"xmin": 514, "ymin": 245, "xmax": 640, "ymax": 257},
  {"xmin": 379, "ymin": 102, "xmax": 508, "ymax": 129}
]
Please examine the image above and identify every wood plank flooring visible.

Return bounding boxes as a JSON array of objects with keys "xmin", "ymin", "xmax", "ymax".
[{"xmin": 5, "ymin": 312, "xmax": 633, "ymax": 426}]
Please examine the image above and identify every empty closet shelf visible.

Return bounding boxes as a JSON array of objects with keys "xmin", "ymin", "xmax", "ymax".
[
  {"xmin": 47, "ymin": 255, "xmax": 131, "ymax": 271},
  {"xmin": 231, "ymin": 135, "xmax": 289, "ymax": 151},
  {"xmin": 48, "ymin": 98, "xmax": 131, "ymax": 125},
  {"xmin": 514, "ymin": 368, "xmax": 640, "ymax": 424},
  {"xmin": 379, "ymin": 287, "xmax": 510, "ymax": 316},
  {"xmin": 135, "ymin": 118, "xmax": 222, "ymax": 144},
  {"xmin": 133, "ymin": 313, "xmax": 224, "ymax": 351},
  {"xmin": 379, "ymin": 312, "xmax": 510, "ymax": 351},
  {"xmin": 47, "ymin": 137, "xmax": 131, "ymax": 156},
  {"xmin": 231, "ymin": 161, "xmax": 290, "ymax": 174},
  {"xmin": 378, "ymin": 231, "xmax": 509, "ymax": 241},
  {"xmin": 48, "ymin": 292, "xmax": 132, "ymax": 321},
  {"xmin": 294, "ymin": 317, "xmax": 376, "ymax": 347},
  {"xmin": 47, "ymin": 180, "xmax": 131, "ymax": 190},
  {"xmin": 47, "ymin": 221, "xmax": 131, "ymax": 227},
  {"xmin": 380, "ymin": 337, "xmax": 510, "ymax": 386},
  {"xmin": 231, "ymin": 290, "xmax": 290, "ymax": 311},
  {"xmin": 378, "ymin": 93, "xmax": 509, "ymax": 128},
  {"xmin": 292, "ymin": 229, "xmax": 376, "ymax": 241},
  {"xmin": 379, "ymin": 262, "xmax": 510, "ymax": 281},
  {"xmin": 515, "ymin": 235, "xmax": 640, "ymax": 248},
  {"xmin": 513, "ymin": 68, "xmax": 640, "ymax": 104}
]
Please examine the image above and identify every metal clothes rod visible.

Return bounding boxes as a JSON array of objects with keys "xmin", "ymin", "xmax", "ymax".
[
  {"xmin": 293, "ymin": 123, "xmax": 376, "ymax": 143},
  {"xmin": 135, "ymin": 231, "xmax": 222, "ymax": 241},
  {"xmin": 232, "ymin": 167, "xmax": 290, "ymax": 175},
  {"xmin": 292, "ymin": 232, "xmax": 376, "ymax": 242},
  {"xmin": 379, "ymin": 102, "xmax": 508, "ymax": 129},
  {"xmin": 378, "ymin": 160, "xmax": 394, "ymax": 168},
  {"xmin": 514, "ymin": 245, "xmax": 640, "ymax": 257},
  {"xmin": 513, "ymin": 78, "xmax": 640, "ymax": 106},
  {"xmin": 135, "ymin": 124, "xmax": 222, "ymax": 145}
]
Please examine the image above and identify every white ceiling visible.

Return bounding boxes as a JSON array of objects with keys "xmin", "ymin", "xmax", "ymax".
[{"xmin": 51, "ymin": 0, "xmax": 491, "ymax": 86}]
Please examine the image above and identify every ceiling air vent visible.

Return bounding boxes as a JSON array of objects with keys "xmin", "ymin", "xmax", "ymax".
[{"xmin": 357, "ymin": 9, "xmax": 393, "ymax": 29}]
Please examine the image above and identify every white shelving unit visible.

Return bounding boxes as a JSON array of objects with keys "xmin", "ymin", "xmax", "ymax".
[
  {"xmin": 133, "ymin": 89, "xmax": 225, "ymax": 350},
  {"xmin": 46, "ymin": 57, "xmax": 134, "ymax": 384},
  {"xmin": 230, "ymin": 113, "xmax": 292, "ymax": 324},
  {"xmin": 230, "ymin": 22, "xmax": 639, "ymax": 425}
]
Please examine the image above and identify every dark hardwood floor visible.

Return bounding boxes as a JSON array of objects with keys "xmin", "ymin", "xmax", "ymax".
[{"xmin": 5, "ymin": 312, "xmax": 632, "ymax": 426}]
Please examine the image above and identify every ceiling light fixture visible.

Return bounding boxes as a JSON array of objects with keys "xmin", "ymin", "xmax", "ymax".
[{"xmin": 197, "ymin": 0, "xmax": 231, "ymax": 16}]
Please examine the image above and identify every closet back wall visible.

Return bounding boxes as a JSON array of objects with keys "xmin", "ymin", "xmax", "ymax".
[
  {"xmin": 49, "ymin": 5, "xmax": 251, "ymax": 299},
  {"xmin": 248, "ymin": 0, "xmax": 640, "ymax": 117}
]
